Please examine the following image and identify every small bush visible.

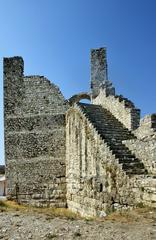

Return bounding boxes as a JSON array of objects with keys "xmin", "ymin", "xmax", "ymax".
[
  {"xmin": 74, "ymin": 231, "xmax": 81, "ymax": 237},
  {"xmin": 136, "ymin": 202, "xmax": 144, "ymax": 208},
  {"xmin": 0, "ymin": 201, "xmax": 6, "ymax": 207},
  {"xmin": 46, "ymin": 233, "xmax": 57, "ymax": 239}
]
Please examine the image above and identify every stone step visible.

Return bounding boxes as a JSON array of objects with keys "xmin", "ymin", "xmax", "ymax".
[
  {"xmin": 112, "ymin": 149, "xmax": 131, "ymax": 155},
  {"xmin": 100, "ymin": 133, "xmax": 133, "ymax": 140},
  {"xmin": 122, "ymin": 162, "xmax": 144, "ymax": 169},
  {"xmin": 124, "ymin": 169, "xmax": 146, "ymax": 175},
  {"xmin": 112, "ymin": 149, "xmax": 134, "ymax": 155},
  {"xmin": 96, "ymin": 128, "xmax": 132, "ymax": 134},
  {"xmin": 119, "ymin": 159, "xmax": 140, "ymax": 163},
  {"xmin": 89, "ymin": 119, "xmax": 134, "ymax": 133},
  {"xmin": 115, "ymin": 154, "xmax": 135, "ymax": 159},
  {"xmin": 97, "ymin": 126, "xmax": 131, "ymax": 134},
  {"xmin": 88, "ymin": 117, "xmax": 124, "ymax": 125}
]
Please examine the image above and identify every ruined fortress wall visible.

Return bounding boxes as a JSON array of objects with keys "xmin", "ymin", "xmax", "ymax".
[
  {"xmin": 91, "ymin": 48, "xmax": 115, "ymax": 98},
  {"xmin": 123, "ymin": 138, "xmax": 156, "ymax": 175},
  {"xmin": 93, "ymin": 89, "xmax": 140, "ymax": 130},
  {"xmin": 4, "ymin": 57, "xmax": 68, "ymax": 206},
  {"xmin": 134, "ymin": 114, "xmax": 156, "ymax": 139},
  {"xmin": 4, "ymin": 57, "xmax": 24, "ymax": 117},
  {"xmin": 3, "ymin": 49, "xmax": 156, "ymax": 216},
  {"xmin": 66, "ymin": 105, "xmax": 154, "ymax": 217},
  {"xmin": 91, "ymin": 48, "xmax": 108, "ymax": 98},
  {"xmin": 123, "ymin": 115, "xmax": 156, "ymax": 175}
]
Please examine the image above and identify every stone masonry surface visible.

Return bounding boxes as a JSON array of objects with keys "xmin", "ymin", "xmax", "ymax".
[
  {"xmin": 91, "ymin": 48, "xmax": 115, "ymax": 98},
  {"xmin": 93, "ymin": 89, "xmax": 140, "ymax": 130},
  {"xmin": 4, "ymin": 57, "xmax": 68, "ymax": 207},
  {"xmin": 66, "ymin": 103, "xmax": 156, "ymax": 217},
  {"xmin": 4, "ymin": 48, "xmax": 156, "ymax": 217}
]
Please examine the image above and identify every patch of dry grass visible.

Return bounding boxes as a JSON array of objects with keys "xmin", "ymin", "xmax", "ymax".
[
  {"xmin": 1, "ymin": 200, "xmax": 155, "ymax": 223},
  {"xmin": 0, "ymin": 200, "xmax": 7, "ymax": 208},
  {"xmin": 104, "ymin": 207, "xmax": 156, "ymax": 223},
  {"xmin": 0, "ymin": 200, "xmax": 80, "ymax": 220},
  {"xmin": 35, "ymin": 207, "xmax": 80, "ymax": 220},
  {"xmin": 0, "ymin": 200, "xmax": 27, "ymax": 212}
]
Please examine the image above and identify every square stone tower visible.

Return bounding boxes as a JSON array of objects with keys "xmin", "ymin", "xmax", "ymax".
[
  {"xmin": 4, "ymin": 57, "xmax": 68, "ymax": 206},
  {"xmin": 91, "ymin": 48, "xmax": 115, "ymax": 98}
]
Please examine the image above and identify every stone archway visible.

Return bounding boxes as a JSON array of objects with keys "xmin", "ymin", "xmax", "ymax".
[{"xmin": 68, "ymin": 92, "xmax": 91, "ymax": 105}]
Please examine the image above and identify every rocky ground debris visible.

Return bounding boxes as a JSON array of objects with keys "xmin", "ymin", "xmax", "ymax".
[{"xmin": 0, "ymin": 208, "xmax": 156, "ymax": 240}]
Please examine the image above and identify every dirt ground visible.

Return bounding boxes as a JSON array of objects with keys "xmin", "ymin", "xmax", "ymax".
[{"xmin": 0, "ymin": 202, "xmax": 156, "ymax": 240}]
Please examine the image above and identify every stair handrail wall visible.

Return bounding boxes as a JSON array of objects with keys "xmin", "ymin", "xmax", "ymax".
[{"xmin": 92, "ymin": 89, "xmax": 140, "ymax": 131}]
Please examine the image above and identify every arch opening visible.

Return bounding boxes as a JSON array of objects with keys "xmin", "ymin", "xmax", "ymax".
[{"xmin": 68, "ymin": 92, "xmax": 91, "ymax": 105}]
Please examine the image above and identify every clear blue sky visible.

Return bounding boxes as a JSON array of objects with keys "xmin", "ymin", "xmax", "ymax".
[{"xmin": 0, "ymin": 0, "xmax": 156, "ymax": 164}]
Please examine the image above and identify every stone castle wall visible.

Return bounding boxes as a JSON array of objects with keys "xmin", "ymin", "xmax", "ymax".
[
  {"xmin": 123, "ymin": 114, "xmax": 156, "ymax": 175},
  {"xmin": 134, "ymin": 114, "xmax": 156, "ymax": 139},
  {"xmin": 66, "ymin": 104, "xmax": 156, "ymax": 217},
  {"xmin": 93, "ymin": 89, "xmax": 140, "ymax": 130},
  {"xmin": 4, "ymin": 57, "xmax": 68, "ymax": 206},
  {"xmin": 4, "ymin": 48, "xmax": 156, "ymax": 216},
  {"xmin": 123, "ymin": 138, "xmax": 156, "ymax": 175},
  {"xmin": 122, "ymin": 114, "xmax": 156, "ymax": 175}
]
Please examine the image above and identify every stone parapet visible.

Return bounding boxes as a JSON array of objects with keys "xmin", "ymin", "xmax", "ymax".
[
  {"xmin": 134, "ymin": 114, "xmax": 156, "ymax": 139},
  {"xmin": 93, "ymin": 89, "xmax": 140, "ymax": 130},
  {"xmin": 123, "ymin": 137, "xmax": 156, "ymax": 175}
]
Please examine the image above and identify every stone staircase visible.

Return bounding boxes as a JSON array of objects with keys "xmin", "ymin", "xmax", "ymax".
[{"xmin": 78, "ymin": 102, "xmax": 147, "ymax": 175}]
